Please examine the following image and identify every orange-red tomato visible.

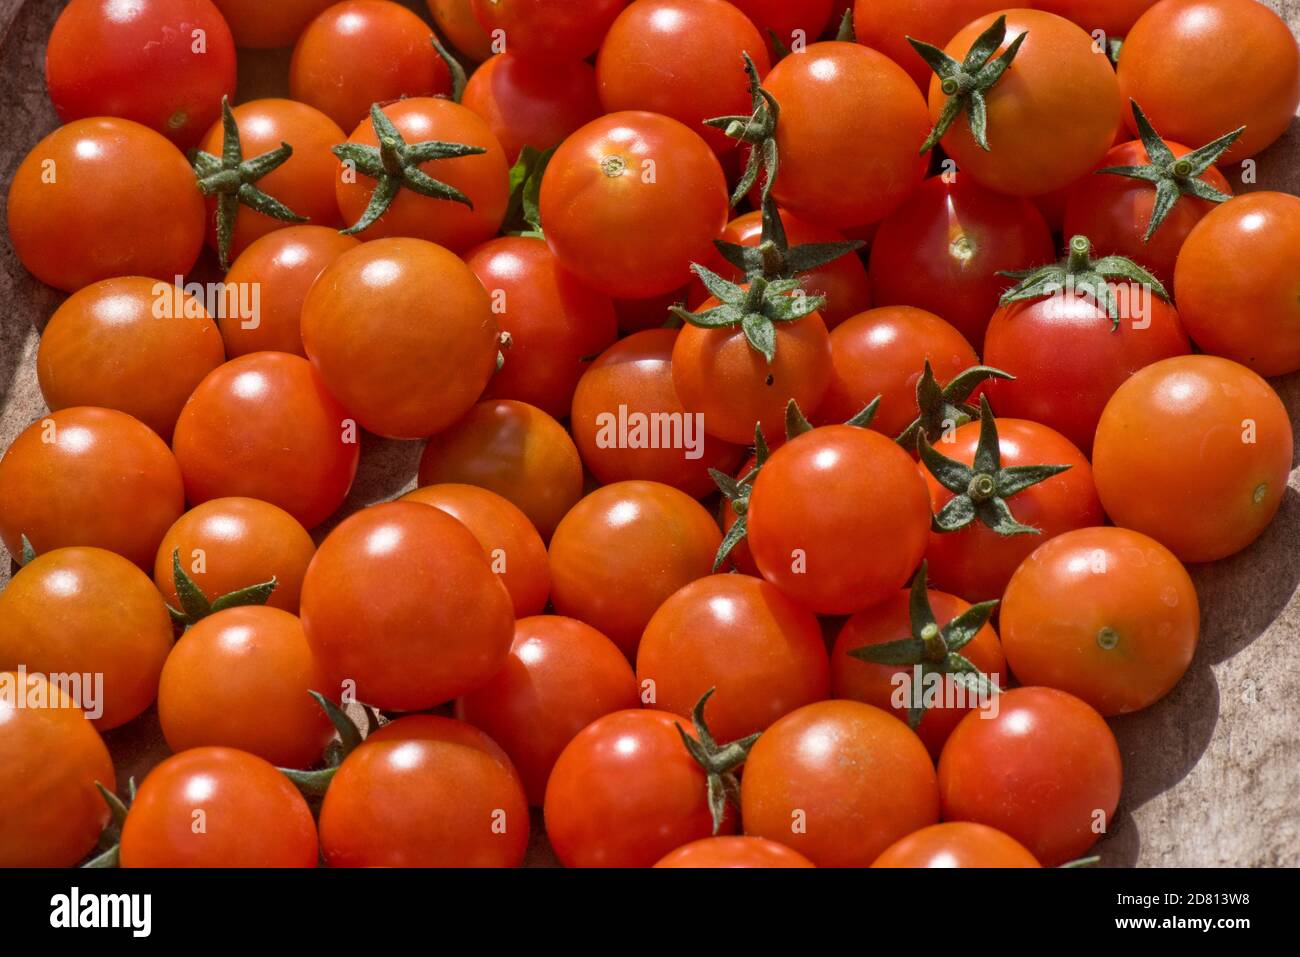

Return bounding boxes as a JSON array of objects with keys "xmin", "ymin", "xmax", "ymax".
[
  {"xmin": 1030, "ymin": 0, "xmax": 1158, "ymax": 35},
  {"xmin": 456, "ymin": 615, "xmax": 640, "ymax": 804},
  {"xmin": 871, "ymin": 822, "xmax": 1041, "ymax": 868},
  {"xmin": 0, "ymin": 407, "xmax": 184, "ymax": 568},
  {"xmin": 212, "ymin": 0, "xmax": 339, "ymax": 48},
  {"xmin": 0, "ymin": 672, "xmax": 115, "ymax": 867},
  {"xmin": 471, "ymin": 0, "xmax": 628, "ymax": 61},
  {"xmin": 729, "ymin": 0, "xmax": 833, "ymax": 56},
  {"xmin": 7, "ymin": 118, "xmax": 204, "ymax": 292},
  {"xmin": 428, "ymin": 0, "xmax": 494, "ymax": 60},
  {"xmin": 0, "ymin": 547, "xmax": 172, "ymax": 730},
  {"xmin": 37, "ymin": 277, "xmax": 225, "ymax": 441},
  {"xmin": 1092, "ymin": 355, "xmax": 1293, "ymax": 563},
  {"xmin": 654, "ymin": 835, "xmax": 817, "ymax": 869},
  {"xmin": 853, "ymin": 0, "xmax": 1007, "ymax": 91},
  {"xmin": 741, "ymin": 700, "xmax": 940, "ymax": 867}
]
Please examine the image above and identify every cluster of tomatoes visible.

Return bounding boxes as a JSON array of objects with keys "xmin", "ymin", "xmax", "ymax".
[{"xmin": 1, "ymin": 0, "xmax": 1297, "ymax": 870}]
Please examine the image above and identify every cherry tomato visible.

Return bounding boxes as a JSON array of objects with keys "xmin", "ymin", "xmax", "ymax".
[
  {"xmin": 428, "ymin": 0, "xmax": 494, "ymax": 60},
  {"xmin": 741, "ymin": 700, "xmax": 940, "ymax": 868},
  {"xmin": 334, "ymin": 97, "xmax": 509, "ymax": 251},
  {"xmin": 158, "ymin": 606, "xmax": 335, "ymax": 768},
  {"xmin": 37, "ymin": 277, "xmax": 225, "ymax": 441},
  {"xmin": 816, "ymin": 306, "xmax": 979, "ymax": 437},
  {"xmin": 301, "ymin": 238, "xmax": 499, "ymax": 439},
  {"xmin": 570, "ymin": 329, "xmax": 745, "ymax": 498},
  {"xmin": 1117, "ymin": 0, "xmax": 1300, "ymax": 163},
  {"xmin": 0, "ymin": 672, "xmax": 115, "ymax": 867},
  {"xmin": 465, "ymin": 236, "xmax": 616, "ymax": 419},
  {"xmin": 638, "ymin": 574, "xmax": 830, "ymax": 742},
  {"xmin": 171, "ymin": 353, "xmax": 360, "ymax": 530},
  {"xmin": 1174, "ymin": 192, "xmax": 1300, "ymax": 377},
  {"xmin": 400, "ymin": 483, "xmax": 550, "ymax": 618},
  {"xmin": 471, "ymin": 0, "xmax": 627, "ymax": 61},
  {"xmin": 730, "ymin": 0, "xmax": 833, "ymax": 56},
  {"xmin": 300, "ymin": 502, "xmax": 515, "ymax": 711},
  {"xmin": 654, "ymin": 835, "xmax": 817, "ymax": 869},
  {"xmin": 289, "ymin": 0, "xmax": 452, "ymax": 132},
  {"xmin": 853, "ymin": 0, "xmax": 1006, "ymax": 91},
  {"xmin": 461, "ymin": 52, "xmax": 603, "ymax": 163},
  {"xmin": 539, "ymin": 111, "xmax": 729, "ymax": 298},
  {"xmin": 871, "ymin": 822, "xmax": 1041, "ymax": 868},
  {"xmin": 1092, "ymin": 355, "xmax": 1293, "ymax": 563},
  {"xmin": 614, "ymin": 286, "xmax": 687, "ymax": 334},
  {"xmin": 762, "ymin": 41, "xmax": 929, "ymax": 228},
  {"xmin": 45, "ymin": 0, "xmax": 236, "ymax": 148},
  {"xmin": 7, "ymin": 118, "xmax": 205, "ymax": 292},
  {"xmin": 418, "ymin": 399, "xmax": 584, "ymax": 539},
  {"xmin": 1030, "ymin": 0, "xmax": 1158, "ymax": 36},
  {"xmin": 221, "ymin": 226, "xmax": 360, "ymax": 358},
  {"xmin": 154, "ymin": 497, "xmax": 316, "ymax": 615},
  {"xmin": 831, "ymin": 587, "xmax": 1006, "ymax": 758},
  {"xmin": 0, "ymin": 547, "xmax": 172, "ymax": 730},
  {"xmin": 456, "ymin": 615, "xmax": 640, "ymax": 804},
  {"xmin": 119, "ymin": 747, "xmax": 319, "ymax": 867},
  {"xmin": 544, "ymin": 709, "xmax": 729, "ymax": 868},
  {"xmin": 868, "ymin": 176, "xmax": 1055, "ymax": 349},
  {"xmin": 212, "ymin": 0, "xmax": 338, "ymax": 48},
  {"xmin": 747, "ymin": 425, "xmax": 932, "ymax": 615},
  {"xmin": 319, "ymin": 716, "xmax": 529, "ymax": 867},
  {"xmin": 0, "ymin": 407, "xmax": 184, "ymax": 568},
  {"xmin": 938, "ymin": 686, "xmax": 1121, "ymax": 866}
]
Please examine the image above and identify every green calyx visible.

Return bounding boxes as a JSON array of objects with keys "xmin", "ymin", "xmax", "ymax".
[
  {"xmin": 704, "ymin": 53, "xmax": 779, "ymax": 208},
  {"xmin": 670, "ymin": 267, "xmax": 824, "ymax": 363},
  {"xmin": 431, "ymin": 34, "xmax": 467, "ymax": 102},
  {"xmin": 165, "ymin": 547, "xmax": 277, "ymax": 628},
  {"xmin": 18, "ymin": 534, "xmax": 35, "ymax": 565},
  {"xmin": 835, "ymin": 7, "xmax": 855, "ymax": 42},
  {"xmin": 192, "ymin": 96, "xmax": 307, "ymax": 269},
  {"xmin": 333, "ymin": 102, "xmax": 486, "ymax": 236},
  {"xmin": 910, "ymin": 15, "xmax": 1027, "ymax": 154},
  {"xmin": 277, "ymin": 693, "xmax": 379, "ymax": 798},
  {"xmin": 896, "ymin": 360, "xmax": 1014, "ymax": 450},
  {"xmin": 501, "ymin": 144, "xmax": 554, "ymax": 237},
  {"xmin": 1000, "ymin": 234, "xmax": 1170, "ymax": 328},
  {"xmin": 1099, "ymin": 100, "xmax": 1241, "ymax": 241},
  {"xmin": 848, "ymin": 561, "xmax": 1000, "ymax": 730},
  {"xmin": 715, "ymin": 198, "xmax": 865, "ymax": 291},
  {"xmin": 82, "ymin": 778, "xmax": 136, "ymax": 868},
  {"xmin": 918, "ymin": 395, "xmax": 1071, "ymax": 536},
  {"xmin": 675, "ymin": 689, "xmax": 759, "ymax": 836}
]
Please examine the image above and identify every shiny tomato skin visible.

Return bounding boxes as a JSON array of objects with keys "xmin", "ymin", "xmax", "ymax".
[
  {"xmin": 301, "ymin": 238, "xmax": 498, "ymax": 439},
  {"xmin": 37, "ymin": 277, "xmax": 225, "ymax": 441},
  {"xmin": 221, "ymin": 226, "xmax": 360, "ymax": 358},
  {"xmin": 1174, "ymin": 192, "xmax": 1300, "ymax": 377},
  {"xmin": 212, "ymin": 0, "xmax": 338, "ymax": 47},
  {"xmin": 747, "ymin": 425, "xmax": 932, "ymax": 615},
  {"xmin": 45, "ymin": 0, "xmax": 236, "ymax": 149},
  {"xmin": 0, "ymin": 673, "xmax": 115, "ymax": 867},
  {"xmin": 539, "ymin": 111, "xmax": 729, "ymax": 299},
  {"xmin": 289, "ymin": 0, "xmax": 451, "ymax": 132},
  {"xmin": 544, "ymin": 709, "xmax": 730, "ymax": 868},
  {"xmin": 428, "ymin": 0, "xmax": 494, "ymax": 61},
  {"xmin": 938, "ymin": 686, "xmax": 1121, "ymax": 866},
  {"xmin": 816, "ymin": 306, "xmax": 979, "ymax": 437},
  {"xmin": 400, "ymin": 483, "xmax": 550, "ymax": 618},
  {"xmin": 1118, "ymin": 0, "xmax": 1300, "ymax": 163},
  {"xmin": 854, "ymin": 0, "xmax": 1007, "ymax": 91},
  {"xmin": 456, "ymin": 615, "xmax": 640, "ymax": 804},
  {"xmin": 465, "ymin": 236, "xmax": 617, "ymax": 419},
  {"xmin": 0, "ymin": 407, "xmax": 184, "ymax": 568},
  {"xmin": 982, "ymin": 288, "xmax": 1191, "ymax": 454},
  {"xmin": 471, "ymin": 0, "xmax": 627, "ymax": 61},
  {"xmin": 868, "ymin": 176, "xmax": 1055, "ymax": 349},
  {"xmin": 7, "ymin": 118, "xmax": 205, "ymax": 293},
  {"xmin": 119, "ymin": 747, "xmax": 319, "ymax": 867},
  {"xmin": 300, "ymin": 502, "xmax": 515, "ymax": 710},
  {"xmin": 196, "ymin": 99, "xmax": 346, "ymax": 260},
  {"xmin": 570, "ymin": 329, "xmax": 745, "ymax": 498},
  {"xmin": 763, "ymin": 41, "xmax": 930, "ymax": 228},
  {"xmin": 638, "ymin": 574, "xmax": 829, "ymax": 742},
  {"xmin": 871, "ymin": 821, "xmax": 1041, "ymax": 868},
  {"xmin": 1001, "ymin": 526, "xmax": 1199, "ymax": 716},
  {"xmin": 831, "ymin": 588, "xmax": 1006, "ymax": 759},
  {"xmin": 158, "ymin": 606, "xmax": 336, "ymax": 768},
  {"xmin": 548, "ymin": 481, "xmax": 722, "ymax": 658},
  {"xmin": 921, "ymin": 418, "xmax": 1104, "ymax": 603},
  {"xmin": 655, "ymin": 835, "xmax": 817, "ymax": 868},
  {"xmin": 741, "ymin": 700, "xmax": 940, "ymax": 867},
  {"xmin": 154, "ymin": 497, "xmax": 316, "ymax": 615},
  {"xmin": 171, "ymin": 353, "xmax": 359, "ymax": 530},
  {"xmin": 334, "ymin": 98, "xmax": 509, "ymax": 251},
  {"xmin": 419, "ymin": 400, "xmax": 584, "ymax": 540},
  {"xmin": 596, "ymin": 0, "xmax": 772, "ymax": 155},
  {"xmin": 0, "ymin": 547, "xmax": 173, "ymax": 730},
  {"xmin": 1091, "ymin": 355, "xmax": 1293, "ymax": 563}
]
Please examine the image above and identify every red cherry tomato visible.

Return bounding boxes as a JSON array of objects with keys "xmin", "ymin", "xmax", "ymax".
[
  {"xmin": 211, "ymin": 0, "xmax": 339, "ymax": 48},
  {"xmin": 428, "ymin": 0, "xmax": 494, "ymax": 61},
  {"xmin": 1030, "ymin": 0, "xmax": 1158, "ymax": 36},
  {"xmin": 730, "ymin": 0, "xmax": 833, "ymax": 56},
  {"xmin": 471, "ymin": 0, "xmax": 628, "ymax": 61},
  {"xmin": 872, "ymin": 822, "xmax": 1041, "ymax": 868},
  {"xmin": 654, "ymin": 835, "xmax": 817, "ymax": 869},
  {"xmin": 613, "ymin": 286, "xmax": 688, "ymax": 334},
  {"xmin": 853, "ymin": 0, "xmax": 1007, "ymax": 91}
]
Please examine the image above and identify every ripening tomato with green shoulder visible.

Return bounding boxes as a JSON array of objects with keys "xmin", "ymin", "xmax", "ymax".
[
  {"xmin": 119, "ymin": 747, "xmax": 319, "ymax": 867},
  {"xmin": 461, "ymin": 53, "xmax": 602, "ymax": 163},
  {"xmin": 37, "ymin": 278, "xmax": 225, "ymax": 441},
  {"xmin": 471, "ymin": 0, "xmax": 627, "ymax": 61},
  {"xmin": 872, "ymin": 822, "xmax": 1041, "ymax": 868},
  {"xmin": 211, "ymin": 0, "xmax": 338, "ymax": 48},
  {"xmin": 853, "ymin": 0, "xmax": 1007, "ymax": 91},
  {"xmin": 0, "ymin": 407, "xmax": 184, "ymax": 568},
  {"xmin": 428, "ymin": 0, "xmax": 494, "ymax": 61},
  {"xmin": 655, "ymin": 835, "xmax": 817, "ymax": 869},
  {"xmin": 0, "ymin": 673, "xmax": 115, "ymax": 867}
]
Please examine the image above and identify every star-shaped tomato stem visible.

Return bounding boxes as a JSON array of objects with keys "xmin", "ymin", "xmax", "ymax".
[
  {"xmin": 704, "ymin": 52, "xmax": 779, "ymax": 208},
  {"xmin": 163, "ymin": 547, "xmax": 277, "ymax": 629},
  {"xmin": 895, "ymin": 360, "xmax": 1013, "ymax": 450},
  {"xmin": 675, "ymin": 689, "xmax": 759, "ymax": 835}
]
